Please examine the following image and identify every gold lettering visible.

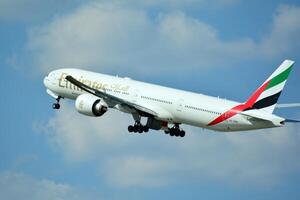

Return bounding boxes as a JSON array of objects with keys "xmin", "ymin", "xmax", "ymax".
[
  {"xmin": 102, "ymin": 84, "xmax": 108, "ymax": 90},
  {"xmin": 66, "ymin": 79, "xmax": 71, "ymax": 89},
  {"xmin": 94, "ymin": 82, "xmax": 103, "ymax": 90},
  {"xmin": 59, "ymin": 74, "xmax": 130, "ymax": 94},
  {"xmin": 121, "ymin": 86, "xmax": 130, "ymax": 91},
  {"xmin": 72, "ymin": 83, "xmax": 79, "ymax": 91},
  {"xmin": 83, "ymin": 79, "xmax": 91, "ymax": 87},
  {"xmin": 58, "ymin": 73, "xmax": 68, "ymax": 88},
  {"xmin": 91, "ymin": 81, "xmax": 97, "ymax": 89}
]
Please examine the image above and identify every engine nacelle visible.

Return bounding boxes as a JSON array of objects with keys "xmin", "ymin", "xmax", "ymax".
[{"xmin": 75, "ymin": 93, "xmax": 108, "ymax": 117}]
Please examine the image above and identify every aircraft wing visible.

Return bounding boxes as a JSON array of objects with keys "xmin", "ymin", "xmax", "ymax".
[{"xmin": 65, "ymin": 75, "xmax": 158, "ymax": 117}]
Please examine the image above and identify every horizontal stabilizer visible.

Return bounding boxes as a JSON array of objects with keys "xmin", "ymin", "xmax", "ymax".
[
  {"xmin": 276, "ymin": 103, "xmax": 300, "ymax": 108},
  {"xmin": 240, "ymin": 110, "xmax": 273, "ymax": 122},
  {"xmin": 285, "ymin": 119, "xmax": 300, "ymax": 123}
]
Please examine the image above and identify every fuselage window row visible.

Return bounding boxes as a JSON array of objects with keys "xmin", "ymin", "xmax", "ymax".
[
  {"xmin": 141, "ymin": 96, "xmax": 173, "ymax": 105},
  {"xmin": 185, "ymin": 105, "xmax": 221, "ymax": 115}
]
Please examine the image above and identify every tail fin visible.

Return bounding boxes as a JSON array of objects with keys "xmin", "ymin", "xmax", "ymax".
[{"xmin": 245, "ymin": 60, "xmax": 294, "ymax": 113}]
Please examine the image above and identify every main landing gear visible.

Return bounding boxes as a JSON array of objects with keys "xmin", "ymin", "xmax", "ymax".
[
  {"xmin": 164, "ymin": 124, "xmax": 185, "ymax": 137},
  {"xmin": 52, "ymin": 96, "xmax": 62, "ymax": 110},
  {"xmin": 128, "ymin": 121, "xmax": 149, "ymax": 133},
  {"xmin": 127, "ymin": 113, "xmax": 186, "ymax": 137},
  {"xmin": 128, "ymin": 113, "xmax": 149, "ymax": 134}
]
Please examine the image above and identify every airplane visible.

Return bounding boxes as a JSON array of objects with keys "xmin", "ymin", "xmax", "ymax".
[{"xmin": 43, "ymin": 59, "xmax": 300, "ymax": 137}]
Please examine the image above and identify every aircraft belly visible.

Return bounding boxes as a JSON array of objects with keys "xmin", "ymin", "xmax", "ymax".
[{"xmin": 174, "ymin": 110, "xmax": 212, "ymax": 128}]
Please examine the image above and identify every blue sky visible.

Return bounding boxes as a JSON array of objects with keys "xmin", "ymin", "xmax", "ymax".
[{"xmin": 1, "ymin": 0, "xmax": 300, "ymax": 199}]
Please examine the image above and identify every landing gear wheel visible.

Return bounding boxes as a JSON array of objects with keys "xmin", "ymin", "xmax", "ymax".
[
  {"xmin": 180, "ymin": 130, "xmax": 185, "ymax": 137},
  {"xmin": 170, "ymin": 131, "xmax": 175, "ymax": 136},
  {"xmin": 167, "ymin": 124, "xmax": 185, "ymax": 138},
  {"xmin": 174, "ymin": 129, "xmax": 180, "ymax": 137},
  {"xmin": 52, "ymin": 103, "xmax": 60, "ymax": 109},
  {"xmin": 143, "ymin": 126, "xmax": 149, "ymax": 133},
  {"xmin": 128, "ymin": 125, "xmax": 134, "ymax": 133},
  {"xmin": 133, "ymin": 125, "xmax": 138, "ymax": 133},
  {"xmin": 128, "ymin": 116, "xmax": 153, "ymax": 134},
  {"xmin": 138, "ymin": 126, "xmax": 143, "ymax": 133}
]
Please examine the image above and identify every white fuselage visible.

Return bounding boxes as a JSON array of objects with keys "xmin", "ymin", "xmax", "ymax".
[{"xmin": 44, "ymin": 68, "xmax": 284, "ymax": 132}]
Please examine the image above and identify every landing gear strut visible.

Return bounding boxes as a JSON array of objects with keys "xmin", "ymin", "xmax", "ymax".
[
  {"xmin": 164, "ymin": 124, "xmax": 185, "ymax": 137},
  {"xmin": 52, "ymin": 96, "xmax": 61, "ymax": 110}
]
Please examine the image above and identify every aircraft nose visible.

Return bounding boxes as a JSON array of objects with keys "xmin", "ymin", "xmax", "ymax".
[{"xmin": 43, "ymin": 76, "xmax": 50, "ymax": 88}]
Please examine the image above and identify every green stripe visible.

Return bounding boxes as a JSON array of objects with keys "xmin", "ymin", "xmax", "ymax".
[{"xmin": 265, "ymin": 65, "xmax": 293, "ymax": 91}]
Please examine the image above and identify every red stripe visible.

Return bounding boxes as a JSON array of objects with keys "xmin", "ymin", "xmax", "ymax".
[
  {"xmin": 245, "ymin": 80, "xmax": 270, "ymax": 107},
  {"xmin": 208, "ymin": 104, "xmax": 247, "ymax": 126},
  {"xmin": 208, "ymin": 80, "xmax": 270, "ymax": 126}
]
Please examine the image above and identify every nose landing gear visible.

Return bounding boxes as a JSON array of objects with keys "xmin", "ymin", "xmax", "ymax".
[{"xmin": 52, "ymin": 96, "xmax": 62, "ymax": 110}]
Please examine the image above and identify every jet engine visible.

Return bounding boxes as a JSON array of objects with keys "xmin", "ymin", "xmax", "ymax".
[{"xmin": 75, "ymin": 93, "xmax": 108, "ymax": 117}]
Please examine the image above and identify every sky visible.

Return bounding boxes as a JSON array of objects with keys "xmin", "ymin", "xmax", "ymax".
[{"xmin": 1, "ymin": 0, "xmax": 300, "ymax": 199}]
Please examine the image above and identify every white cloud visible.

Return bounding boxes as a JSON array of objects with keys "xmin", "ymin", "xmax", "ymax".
[
  {"xmin": 0, "ymin": 0, "xmax": 240, "ymax": 22},
  {"xmin": 25, "ymin": 1, "xmax": 256, "ymax": 75},
  {"xmin": 36, "ymin": 102, "xmax": 300, "ymax": 187},
  {"xmin": 0, "ymin": 171, "xmax": 85, "ymax": 200},
  {"xmin": 27, "ymin": 2, "xmax": 154, "ymax": 73},
  {"xmin": 105, "ymin": 156, "xmax": 173, "ymax": 187},
  {"xmin": 23, "ymin": 2, "xmax": 300, "ymax": 76},
  {"xmin": 0, "ymin": 0, "xmax": 81, "ymax": 22},
  {"xmin": 82, "ymin": 0, "xmax": 240, "ymax": 9},
  {"xmin": 34, "ymin": 102, "xmax": 131, "ymax": 163},
  {"xmin": 102, "ymin": 124, "xmax": 300, "ymax": 187},
  {"xmin": 260, "ymin": 5, "xmax": 300, "ymax": 58}
]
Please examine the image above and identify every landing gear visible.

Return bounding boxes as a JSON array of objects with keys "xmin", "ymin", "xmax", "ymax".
[
  {"xmin": 52, "ymin": 96, "xmax": 61, "ymax": 110},
  {"xmin": 128, "ymin": 112, "xmax": 149, "ymax": 134},
  {"xmin": 52, "ymin": 103, "xmax": 60, "ymax": 109},
  {"xmin": 128, "ymin": 121, "xmax": 149, "ymax": 134},
  {"xmin": 165, "ymin": 124, "xmax": 186, "ymax": 137},
  {"xmin": 127, "ymin": 113, "xmax": 186, "ymax": 137}
]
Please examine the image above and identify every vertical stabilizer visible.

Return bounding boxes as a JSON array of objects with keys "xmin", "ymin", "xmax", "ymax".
[{"xmin": 245, "ymin": 60, "xmax": 294, "ymax": 113}]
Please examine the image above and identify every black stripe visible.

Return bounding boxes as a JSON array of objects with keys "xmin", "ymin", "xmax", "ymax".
[{"xmin": 251, "ymin": 91, "xmax": 282, "ymax": 109}]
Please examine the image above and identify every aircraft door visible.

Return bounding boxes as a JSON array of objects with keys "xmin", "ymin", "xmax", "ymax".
[
  {"xmin": 223, "ymin": 112, "xmax": 230, "ymax": 130},
  {"xmin": 132, "ymin": 89, "xmax": 139, "ymax": 103},
  {"xmin": 176, "ymin": 98, "xmax": 184, "ymax": 112}
]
